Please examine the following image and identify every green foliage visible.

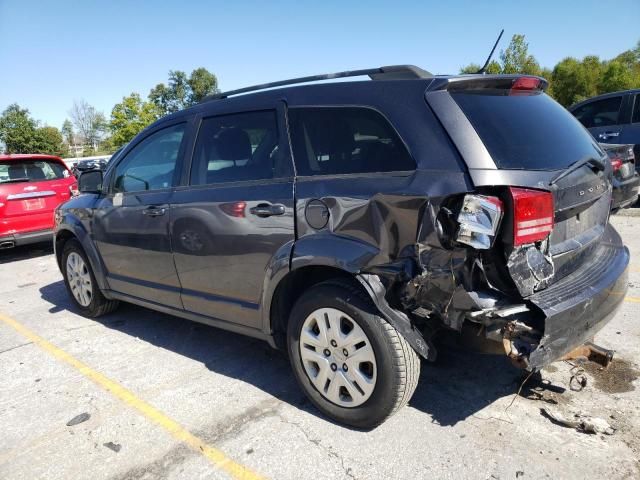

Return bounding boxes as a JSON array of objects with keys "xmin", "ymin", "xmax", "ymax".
[
  {"xmin": 149, "ymin": 67, "xmax": 219, "ymax": 116},
  {"xmin": 459, "ymin": 61, "xmax": 501, "ymax": 74},
  {"xmin": 0, "ymin": 104, "xmax": 38, "ymax": 153},
  {"xmin": 599, "ymin": 60, "xmax": 635, "ymax": 93},
  {"xmin": 550, "ymin": 57, "xmax": 591, "ymax": 106},
  {"xmin": 61, "ymin": 119, "xmax": 74, "ymax": 145},
  {"xmin": 109, "ymin": 93, "xmax": 160, "ymax": 148},
  {"xmin": 188, "ymin": 67, "xmax": 219, "ymax": 103},
  {"xmin": 0, "ymin": 104, "xmax": 67, "ymax": 155},
  {"xmin": 34, "ymin": 126, "xmax": 66, "ymax": 156},
  {"xmin": 500, "ymin": 34, "xmax": 541, "ymax": 75}
]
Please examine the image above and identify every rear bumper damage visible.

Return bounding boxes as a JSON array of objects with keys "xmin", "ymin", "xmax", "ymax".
[
  {"xmin": 360, "ymin": 224, "xmax": 628, "ymax": 370},
  {"xmin": 520, "ymin": 225, "xmax": 628, "ymax": 368}
]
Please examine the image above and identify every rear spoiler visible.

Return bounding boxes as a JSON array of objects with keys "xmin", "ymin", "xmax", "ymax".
[{"xmin": 427, "ymin": 75, "xmax": 549, "ymax": 93}]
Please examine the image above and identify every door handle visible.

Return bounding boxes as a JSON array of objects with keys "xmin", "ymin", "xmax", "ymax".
[
  {"xmin": 249, "ymin": 203, "xmax": 286, "ymax": 217},
  {"xmin": 598, "ymin": 131, "xmax": 620, "ymax": 140},
  {"xmin": 142, "ymin": 206, "xmax": 167, "ymax": 217}
]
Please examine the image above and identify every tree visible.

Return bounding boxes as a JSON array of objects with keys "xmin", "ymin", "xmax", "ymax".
[
  {"xmin": 34, "ymin": 126, "xmax": 66, "ymax": 157},
  {"xmin": 149, "ymin": 67, "xmax": 219, "ymax": 116},
  {"xmin": 500, "ymin": 34, "xmax": 541, "ymax": 75},
  {"xmin": 61, "ymin": 119, "xmax": 74, "ymax": 145},
  {"xmin": 110, "ymin": 93, "xmax": 160, "ymax": 148},
  {"xmin": 69, "ymin": 99, "xmax": 106, "ymax": 149},
  {"xmin": 459, "ymin": 61, "xmax": 501, "ymax": 74},
  {"xmin": 0, "ymin": 104, "xmax": 39, "ymax": 153},
  {"xmin": 599, "ymin": 60, "xmax": 636, "ymax": 93},
  {"xmin": 459, "ymin": 34, "xmax": 540, "ymax": 75},
  {"xmin": 550, "ymin": 57, "xmax": 590, "ymax": 106},
  {"xmin": 188, "ymin": 67, "xmax": 219, "ymax": 103}
]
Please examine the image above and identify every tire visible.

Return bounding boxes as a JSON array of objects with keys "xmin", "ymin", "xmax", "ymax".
[
  {"xmin": 61, "ymin": 239, "xmax": 119, "ymax": 317},
  {"xmin": 287, "ymin": 280, "xmax": 420, "ymax": 428}
]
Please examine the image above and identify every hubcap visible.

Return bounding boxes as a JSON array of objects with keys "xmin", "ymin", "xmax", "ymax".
[
  {"xmin": 299, "ymin": 307, "xmax": 377, "ymax": 407},
  {"xmin": 66, "ymin": 252, "xmax": 93, "ymax": 307}
]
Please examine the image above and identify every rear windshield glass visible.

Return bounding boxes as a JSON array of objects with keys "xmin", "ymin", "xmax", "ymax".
[
  {"xmin": 451, "ymin": 92, "xmax": 603, "ymax": 170},
  {"xmin": 0, "ymin": 159, "xmax": 69, "ymax": 183}
]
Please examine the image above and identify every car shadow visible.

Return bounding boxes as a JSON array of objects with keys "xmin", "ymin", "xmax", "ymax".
[
  {"xmin": 0, "ymin": 242, "xmax": 53, "ymax": 264},
  {"xmin": 39, "ymin": 280, "xmax": 560, "ymax": 428}
]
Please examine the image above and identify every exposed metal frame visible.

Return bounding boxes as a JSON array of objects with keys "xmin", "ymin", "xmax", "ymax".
[{"xmin": 202, "ymin": 65, "xmax": 432, "ymax": 102}]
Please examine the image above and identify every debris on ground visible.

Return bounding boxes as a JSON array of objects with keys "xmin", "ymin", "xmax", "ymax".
[
  {"xmin": 66, "ymin": 412, "xmax": 90, "ymax": 427},
  {"xmin": 540, "ymin": 407, "xmax": 615, "ymax": 435},
  {"xmin": 569, "ymin": 364, "xmax": 588, "ymax": 392},
  {"xmin": 103, "ymin": 442, "xmax": 121, "ymax": 453}
]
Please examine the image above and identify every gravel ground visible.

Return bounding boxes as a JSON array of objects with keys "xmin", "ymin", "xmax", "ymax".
[{"xmin": 0, "ymin": 215, "xmax": 638, "ymax": 480}]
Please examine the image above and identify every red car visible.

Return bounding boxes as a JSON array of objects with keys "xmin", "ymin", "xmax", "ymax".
[{"xmin": 0, "ymin": 154, "xmax": 76, "ymax": 249}]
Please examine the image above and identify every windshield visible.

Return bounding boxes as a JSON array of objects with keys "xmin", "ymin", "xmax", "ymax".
[
  {"xmin": 451, "ymin": 91, "xmax": 603, "ymax": 170},
  {"xmin": 0, "ymin": 159, "xmax": 69, "ymax": 184}
]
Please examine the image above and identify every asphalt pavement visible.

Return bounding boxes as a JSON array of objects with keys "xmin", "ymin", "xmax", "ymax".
[{"xmin": 0, "ymin": 215, "xmax": 639, "ymax": 480}]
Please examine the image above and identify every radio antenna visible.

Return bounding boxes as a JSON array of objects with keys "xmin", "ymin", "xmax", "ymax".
[{"xmin": 476, "ymin": 29, "xmax": 504, "ymax": 74}]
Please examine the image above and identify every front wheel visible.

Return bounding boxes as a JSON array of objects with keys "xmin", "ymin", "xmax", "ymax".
[
  {"xmin": 287, "ymin": 281, "xmax": 420, "ymax": 428},
  {"xmin": 61, "ymin": 239, "xmax": 119, "ymax": 317}
]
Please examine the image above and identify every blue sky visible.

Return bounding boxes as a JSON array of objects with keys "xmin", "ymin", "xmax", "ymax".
[{"xmin": 1, "ymin": 0, "xmax": 639, "ymax": 129}]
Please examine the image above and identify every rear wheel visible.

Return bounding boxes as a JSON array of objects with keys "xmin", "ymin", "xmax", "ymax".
[
  {"xmin": 287, "ymin": 281, "xmax": 420, "ymax": 428},
  {"xmin": 62, "ymin": 239, "xmax": 119, "ymax": 317}
]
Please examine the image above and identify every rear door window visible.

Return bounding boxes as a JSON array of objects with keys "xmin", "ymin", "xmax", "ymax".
[
  {"xmin": 572, "ymin": 96, "xmax": 623, "ymax": 128},
  {"xmin": 288, "ymin": 107, "xmax": 415, "ymax": 176},
  {"xmin": 452, "ymin": 92, "xmax": 602, "ymax": 170},
  {"xmin": 190, "ymin": 110, "xmax": 283, "ymax": 185}
]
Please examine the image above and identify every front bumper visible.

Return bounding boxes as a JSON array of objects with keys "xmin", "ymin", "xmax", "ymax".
[
  {"xmin": 0, "ymin": 229, "xmax": 53, "ymax": 248},
  {"xmin": 611, "ymin": 173, "xmax": 640, "ymax": 210},
  {"xmin": 524, "ymin": 224, "xmax": 629, "ymax": 368}
]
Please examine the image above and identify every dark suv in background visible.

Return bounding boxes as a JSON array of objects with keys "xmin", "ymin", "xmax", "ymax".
[
  {"xmin": 570, "ymin": 88, "xmax": 640, "ymax": 162},
  {"xmin": 54, "ymin": 66, "xmax": 629, "ymax": 428}
]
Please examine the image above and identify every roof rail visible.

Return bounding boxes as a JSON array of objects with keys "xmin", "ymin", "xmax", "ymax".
[{"xmin": 202, "ymin": 65, "xmax": 432, "ymax": 102}]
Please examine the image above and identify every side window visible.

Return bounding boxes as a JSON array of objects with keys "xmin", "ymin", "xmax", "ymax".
[
  {"xmin": 113, "ymin": 123, "xmax": 186, "ymax": 193},
  {"xmin": 633, "ymin": 94, "xmax": 640, "ymax": 124},
  {"xmin": 191, "ymin": 111, "xmax": 282, "ymax": 185},
  {"xmin": 288, "ymin": 107, "xmax": 415, "ymax": 176},
  {"xmin": 572, "ymin": 96, "xmax": 622, "ymax": 128}
]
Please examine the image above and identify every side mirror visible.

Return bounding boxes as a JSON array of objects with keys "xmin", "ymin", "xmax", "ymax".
[{"xmin": 78, "ymin": 170, "xmax": 104, "ymax": 194}]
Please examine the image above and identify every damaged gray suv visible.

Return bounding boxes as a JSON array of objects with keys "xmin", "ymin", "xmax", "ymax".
[{"xmin": 54, "ymin": 66, "xmax": 629, "ymax": 428}]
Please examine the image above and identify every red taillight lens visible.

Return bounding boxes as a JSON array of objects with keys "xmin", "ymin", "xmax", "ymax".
[
  {"xmin": 510, "ymin": 77, "xmax": 541, "ymax": 95},
  {"xmin": 610, "ymin": 158, "xmax": 623, "ymax": 172},
  {"xmin": 220, "ymin": 201, "xmax": 246, "ymax": 218},
  {"xmin": 510, "ymin": 187, "xmax": 554, "ymax": 246}
]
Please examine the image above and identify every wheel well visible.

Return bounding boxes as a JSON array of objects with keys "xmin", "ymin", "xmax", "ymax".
[
  {"xmin": 269, "ymin": 265, "xmax": 364, "ymax": 349},
  {"xmin": 55, "ymin": 230, "xmax": 75, "ymax": 267}
]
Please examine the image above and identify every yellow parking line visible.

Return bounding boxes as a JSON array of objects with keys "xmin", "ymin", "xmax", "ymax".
[
  {"xmin": 625, "ymin": 296, "xmax": 640, "ymax": 303},
  {"xmin": 0, "ymin": 312, "xmax": 264, "ymax": 480}
]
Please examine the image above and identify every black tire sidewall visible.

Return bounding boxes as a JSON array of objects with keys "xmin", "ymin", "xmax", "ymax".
[
  {"xmin": 61, "ymin": 240, "xmax": 102, "ymax": 316},
  {"xmin": 287, "ymin": 283, "xmax": 402, "ymax": 428}
]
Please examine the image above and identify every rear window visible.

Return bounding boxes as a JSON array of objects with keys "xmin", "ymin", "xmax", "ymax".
[
  {"xmin": 288, "ymin": 107, "xmax": 415, "ymax": 176},
  {"xmin": 0, "ymin": 159, "xmax": 69, "ymax": 184},
  {"xmin": 452, "ymin": 92, "xmax": 602, "ymax": 170}
]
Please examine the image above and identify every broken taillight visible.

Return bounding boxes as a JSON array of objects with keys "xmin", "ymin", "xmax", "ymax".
[
  {"xmin": 510, "ymin": 187, "xmax": 554, "ymax": 246},
  {"xmin": 456, "ymin": 194, "xmax": 504, "ymax": 249}
]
